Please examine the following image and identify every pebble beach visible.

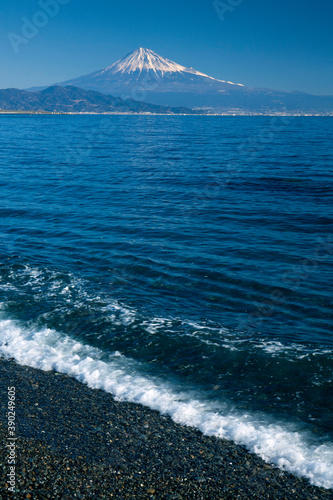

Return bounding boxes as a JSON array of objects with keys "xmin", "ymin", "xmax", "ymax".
[{"xmin": 1, "ymin": 358, "xmax": 332, "ymax": 500}]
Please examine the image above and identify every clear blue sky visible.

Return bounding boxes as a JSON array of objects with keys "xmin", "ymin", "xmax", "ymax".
[{"xmin": 1, "ymin": 0, "xmax": 332, "ymax": 95}]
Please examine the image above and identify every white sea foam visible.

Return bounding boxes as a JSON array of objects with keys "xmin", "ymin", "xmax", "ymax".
[{"xmin": 0, "ymin": 311, "xmax": 332, "ymax": 489}]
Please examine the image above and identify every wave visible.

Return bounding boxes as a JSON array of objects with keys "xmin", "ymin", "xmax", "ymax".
[{"xmin": 0, "ymin": 310, "xmax": 332, "ymax": 489}]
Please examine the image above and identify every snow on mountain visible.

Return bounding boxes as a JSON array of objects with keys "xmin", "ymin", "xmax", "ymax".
[
  {"xmin": 99, "ymin": 47, "xmax": 242, "ymax": 84},
  {"xmin": 106, "ymin": 47, "xmax": 205, "ymax": 77},
  {"xmin": 57, "ymin": 48, "xmax": 246, "ymax": 102},
  {"xmin": 54, "ymin": 48, "xmax": 333, "ymax": 114}
]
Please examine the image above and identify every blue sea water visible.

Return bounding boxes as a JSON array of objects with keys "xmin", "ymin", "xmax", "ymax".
[{"xmin": 0, "ymin": 114, "xmax": 332, "ymax": 487}]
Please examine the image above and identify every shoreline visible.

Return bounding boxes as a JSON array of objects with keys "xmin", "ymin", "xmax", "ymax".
[
  {"xmin": 1, "ymin": 357, "xmax": 332, "ymax": 499},
  {"xmin": 1, "ymin": 111, "xmax": 333, "ymax": 116}
]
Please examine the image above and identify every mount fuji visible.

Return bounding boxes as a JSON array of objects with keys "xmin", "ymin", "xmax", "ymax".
[{"xmin": 50, "ymin": 48, "xmax": 333, "ymax": 114}]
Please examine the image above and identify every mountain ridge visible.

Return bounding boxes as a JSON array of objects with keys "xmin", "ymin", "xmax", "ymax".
[{"xmin": 0, "ymin": 85, "xmax": 199, "ymax": 114}]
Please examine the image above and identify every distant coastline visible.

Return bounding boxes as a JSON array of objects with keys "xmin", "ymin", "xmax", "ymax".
[
  {"xmin": 1, "ymin": 110, "xmax": 332, "ymax": 116},
  {"xmin": 1, "ymin": 84, "xmax": 333, "ymax": 116}
]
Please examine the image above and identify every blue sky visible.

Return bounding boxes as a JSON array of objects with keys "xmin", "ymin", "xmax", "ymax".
[{"xmin": 1, "ymin": 0, "xmax": 332, "ymax": 95}]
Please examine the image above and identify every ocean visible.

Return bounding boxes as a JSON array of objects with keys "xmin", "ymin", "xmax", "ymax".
[{"xmin": 0, "ymin": 114, "xmax": 332, "ymax": 488}]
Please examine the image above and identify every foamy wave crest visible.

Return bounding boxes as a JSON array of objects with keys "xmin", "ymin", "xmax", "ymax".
[{"xmin": 0, "ymin": 312, "xmax": 333, "ymax": 489}]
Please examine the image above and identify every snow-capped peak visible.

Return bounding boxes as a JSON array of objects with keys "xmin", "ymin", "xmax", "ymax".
[{"xmin": 104, "ymin": 47, "xmax": 216, "ymax": 78}]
